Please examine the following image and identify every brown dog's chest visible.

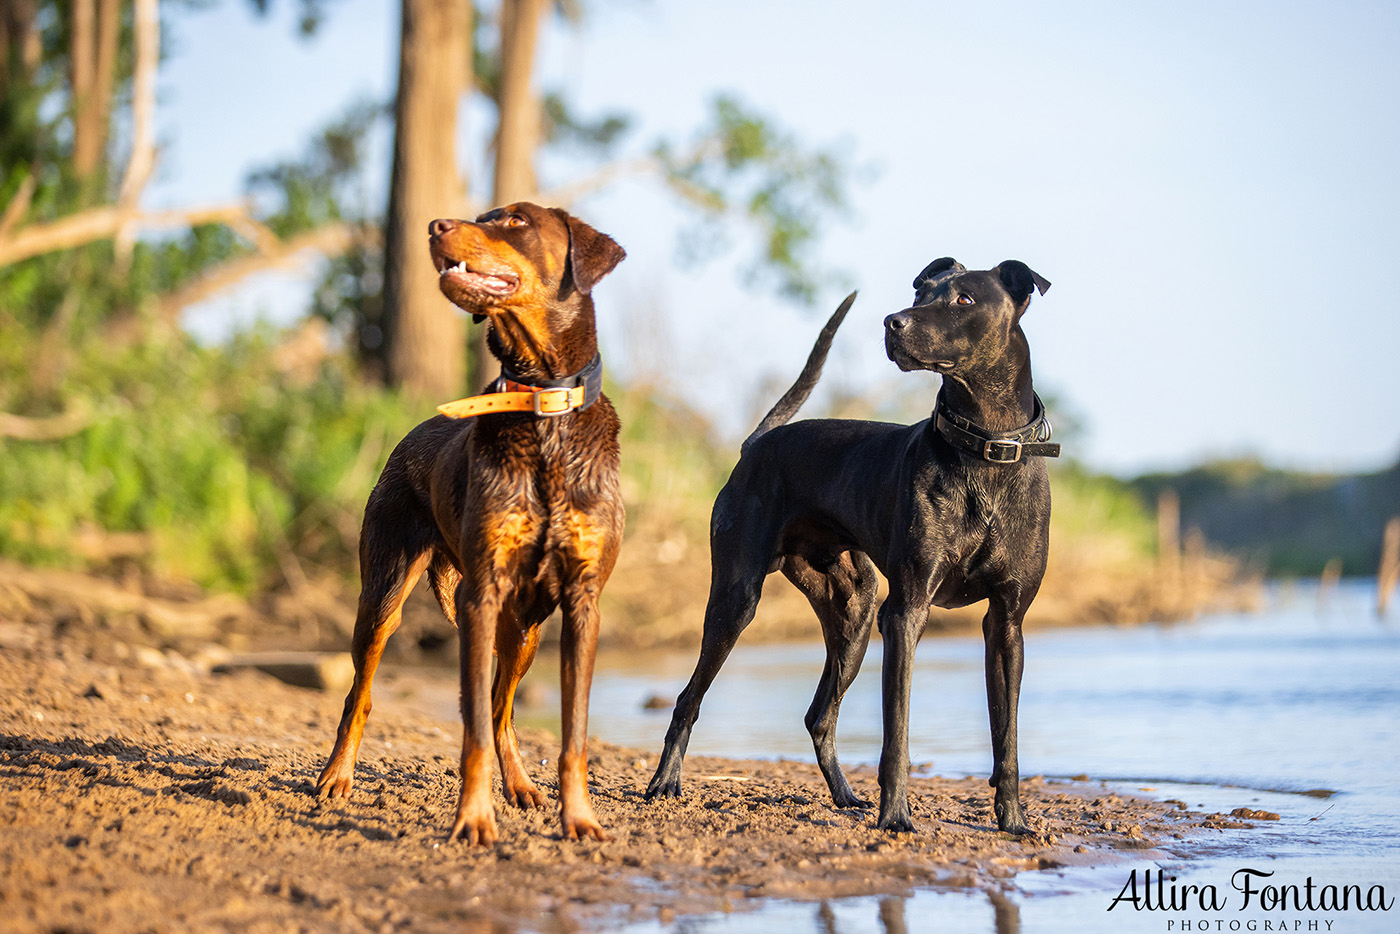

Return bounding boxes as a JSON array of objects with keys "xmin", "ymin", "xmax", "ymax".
[{"xmin": 440, "ymin": 413, "xmax": 623, "ymax": 598}]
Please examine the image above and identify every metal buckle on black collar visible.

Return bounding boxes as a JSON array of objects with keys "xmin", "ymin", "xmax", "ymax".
[
  {"xmin": 499, "ymin": 353, "xmax": 603, "ymax": 414},
  {"xmin": 935, "ymin": 390, "xmax": 1060, "ymax": 464},
  {"xmin": 983, "ymin": 439, "xmax": 1023, "ymax": 464}
]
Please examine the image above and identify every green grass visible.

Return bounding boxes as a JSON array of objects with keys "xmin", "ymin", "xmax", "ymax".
[{"xmin": 0, "ymin": 327, "xmax": 421, "ymax": 592}]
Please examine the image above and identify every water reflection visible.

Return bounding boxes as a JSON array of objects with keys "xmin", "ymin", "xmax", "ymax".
[{"xmin": 816, "ymin": 891, "xmax": 1020, "ymax": 934}]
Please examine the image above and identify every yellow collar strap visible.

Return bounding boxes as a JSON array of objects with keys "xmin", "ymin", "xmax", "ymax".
[
  {"xmin": 436, "ymin": 354, "xmax": 602, "ymax": 420},
  {"xmin": 437, "ymin": 383, "xmax": 587, "ymax": 419}
]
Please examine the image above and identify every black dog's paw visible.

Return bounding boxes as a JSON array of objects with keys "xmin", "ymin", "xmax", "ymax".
[
  {"xmin": 644, "ymin": 773, "xmax": 683, "ymax": 801},
  {"xmin": 876, "ymin": 807, "xmax": 916, "ymax": 834},
  {"xmin": 830, "ymin": 784, "xmax": 872, "ymax": 809},
  {"xmin": 994, "ymin": 797, "xmax": 1030, "ymax": 835}
]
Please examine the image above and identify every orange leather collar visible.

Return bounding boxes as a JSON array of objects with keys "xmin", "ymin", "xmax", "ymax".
[
  {"xmin": 437, "ymin": 355, "xmax": 602, "ymax": 420},
  {"xmin": 437, "ymin": 383, "xmax": 587, "ymax": 419}
]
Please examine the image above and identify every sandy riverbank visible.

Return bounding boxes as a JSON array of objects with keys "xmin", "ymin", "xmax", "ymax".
[{"xmin": 0, "ymin": 615, "xmax": 1272, "ymax": 934}]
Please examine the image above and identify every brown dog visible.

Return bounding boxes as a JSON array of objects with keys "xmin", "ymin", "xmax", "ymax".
[{"xmin": 314, "ymin": 202, "xmax": 626, "ymax": 845}]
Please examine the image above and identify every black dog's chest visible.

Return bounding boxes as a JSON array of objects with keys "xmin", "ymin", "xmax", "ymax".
[{"xmin": 923, "ymin": 464, "xmax": 1046, "ymax": 608}]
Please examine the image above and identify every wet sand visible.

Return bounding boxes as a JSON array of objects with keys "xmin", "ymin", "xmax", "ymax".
[{"xmin": 0, "ymin": 629, "xmax": 1239, "ymax": 934}]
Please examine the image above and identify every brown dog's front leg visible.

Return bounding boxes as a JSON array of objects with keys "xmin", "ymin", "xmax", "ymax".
[
  {"xmin": 449, "ymin": 583, "xmax": 499, "ymax": 846},
  {"xmin": 492, "ymin": 618, "xmax": 546, "ymax": 809},
  {"xmin": 558, "ymin": 581, "xmax": 608, "ymax": 842}
]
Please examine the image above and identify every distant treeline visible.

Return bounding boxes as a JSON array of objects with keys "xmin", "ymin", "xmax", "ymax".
[{"xmin": 1129, "ymin": 457, "xmax": 1400, "ymax": 577}]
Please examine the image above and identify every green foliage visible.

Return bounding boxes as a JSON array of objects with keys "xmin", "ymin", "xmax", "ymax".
[
  {"xmin": 609, "ymin": 383, "xmax": 734, "ymax": 532},
  {"xmin": 656, "ymin": 94, "xmax": 857, "ymax": 305},
  {"xmin": 246, "ymin": 99, "xmax": 382, "ymax": 237},
  {"xmin": 244, "ymin": 0, "xmax": 337, "ymax": 37},
  {"xmin": 1049, "ymin": 462, "xmax": 1159, "ymax": 564},
  {"xmin": 542, "ymin": 93, "xmax": 631, "ymax": 153},
  {"xmin": 0, "ymin": 330, "xmax": 421, "ymax": 592},
  {"xmin": 0, "ymin": 306, "xmax": 1173, "ymax": 598},
  {"xmin": 0, "ymin": 0, "xmax": 872, "ymax": 598}
]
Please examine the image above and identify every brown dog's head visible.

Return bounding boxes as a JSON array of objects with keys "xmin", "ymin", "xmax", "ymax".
[{"xmin": 428, "ymin": 202, "xmax": 625, "ymax": 375}]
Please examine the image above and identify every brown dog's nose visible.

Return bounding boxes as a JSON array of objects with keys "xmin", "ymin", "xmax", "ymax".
[
  {"xmin": 885, "ymin": 312, "xmax": 911, "ymax": 331},
  {"xmin": 428, "ymin": 218, "xmax": 458, "ymax": 237}
]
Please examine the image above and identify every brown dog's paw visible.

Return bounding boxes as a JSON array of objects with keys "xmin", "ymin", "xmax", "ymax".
[
  {"xmin": 561, "ymin": 808, "xmax": 610, "ymax": 842},
  {"xmin": 314, "ymin": 764, "xmax": 354, "ymax": 799},
  {"xmin": 448, "ymin": 804, "xmax": 499, "ymax": 847},
  {"xmin": 503, "ymin": 779, "xmax": 547, "ymax": 810}
]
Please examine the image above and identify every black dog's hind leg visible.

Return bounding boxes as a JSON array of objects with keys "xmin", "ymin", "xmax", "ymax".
[
  {"xmin": 646, "ymin": 509, "xmax": 774, "ymax": 800},
  {"xmin": 783, "ymin": 549, "xmax": 879, "ymax": 808},
  {"xmin": 645, "ymin": 569, "xmax": 764, "ymax": 798},
  {"xmin": 984, "ymin": 591, "xmax": 1030, "ymax": 834}
]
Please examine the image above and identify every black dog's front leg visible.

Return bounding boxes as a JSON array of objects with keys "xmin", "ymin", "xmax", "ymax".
[
  {"xmin": 875, "ymin": 595, "xmax": 926, "ymax": 833},
  {"xmin": 983, "ymin": 597, "xmax": 1029, "ymax": 834}
]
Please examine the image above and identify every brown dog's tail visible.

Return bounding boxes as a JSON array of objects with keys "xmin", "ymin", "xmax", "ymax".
[{"xmin": 741, "ymin": 291, "xmax": 857, "ymax": 455}]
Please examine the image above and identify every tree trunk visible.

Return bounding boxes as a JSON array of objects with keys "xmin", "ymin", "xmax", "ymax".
[
  {"xmin": 89, "ymin": 0, "xmax": 123, "ymax": 173},
  {"xmin": 468, "ymin": 0, "xmax": 546, "ymax": 385},
  {"xmin": 69, "ymin": 0, "xmax": 123, "ymax": 180},
  {"xmin": 69, "ymin": 0, "xmax": 96, "ymax": 172},
  {"xmin": 0, "ymin": 0, "xmax": 42, "ymax": 95},
  {"xmin": 382, "ymin": 0, "xmax": 472, "ymax": 402},
  {"xmin": 493, "ymin": 0, "xmax": 545, "ymax": 204}
]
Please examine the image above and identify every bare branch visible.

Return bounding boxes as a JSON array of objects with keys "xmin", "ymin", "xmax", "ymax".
[
  {"xmin": 0, "ymin": 171, "xmax": 36, "ymax": 240},
  {"xmin": 0, "ymin": 402, "xmax": 91, "ymax": 441},
  {"xmin": 115, "ymin": 0, "xmax": 160, "ymax": 264},
  {"xmin": 537, "ymin": 155, "xmax": 661, "ymax": 207},
  {"xmin": 116, "ymin": 0, "xmax": 158, "ymax": 208},
  {"xmin": 155, "ymin": 223, "xmax": 360, "ymax": 322},
  {"xmin": 227, "ymin": 214, "xmax": 284, "ymax": 256},
  {"xmin": 0, "ymin": 201, "xmax": 251, "ymax": 268}
]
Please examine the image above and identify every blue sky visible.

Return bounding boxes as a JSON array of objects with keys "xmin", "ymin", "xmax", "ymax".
[{"xmin": 150, "ymin": 0, "xmax": 1400, "ymax": 476}]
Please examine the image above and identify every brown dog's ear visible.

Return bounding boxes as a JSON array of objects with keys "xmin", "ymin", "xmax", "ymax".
[
  {"xmin": 994, "ymin": 260, "xmax": 1051, "ymax": 309},
  {"xmin": 558, "ymin": 211, "xmax": 626, "ymax": 296},
  {"xmin": 912, "ymin": 257, "xmax": 964, "ymax": 292}
]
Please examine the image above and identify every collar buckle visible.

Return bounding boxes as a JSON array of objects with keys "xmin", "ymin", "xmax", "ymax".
[
  {"xmin": 532, "ymin": 387, "xmax": 575, "ymax": 417},
  {"xmin": 982, "ymin": 438, "xmax": 1023, "ymax": 464}
]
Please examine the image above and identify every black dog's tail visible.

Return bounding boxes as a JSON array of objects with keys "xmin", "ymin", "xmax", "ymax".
[{"xmin": 741, "ymin": 291, "xmax": 857, "ymax": 455}]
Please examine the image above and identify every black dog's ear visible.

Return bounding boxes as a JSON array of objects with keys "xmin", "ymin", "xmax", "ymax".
[
  {"xmin": 994, "ymin": 260, "xmax": 1051, "ymax": 308},
  {"xmin": 557, "ymin": 210, "xmax": 626, "ymax": 296},
  {"xmin": 912, "ymin": 257, "xmax": 964, "ymax": 291}
]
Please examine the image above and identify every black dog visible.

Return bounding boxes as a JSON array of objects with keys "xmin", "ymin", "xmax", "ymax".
[{"xmin": 645, "ymin": 259, "xmax": 1056, "ymax": 834}]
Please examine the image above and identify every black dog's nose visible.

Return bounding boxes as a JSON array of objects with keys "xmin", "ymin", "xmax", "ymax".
[
  {"xmin": 885, "ymin": 312, "xmax": 911, "ymax": 331},
  {"xmin": 428, "ymin": 218, "xmax": 458, "ymax": 237}
]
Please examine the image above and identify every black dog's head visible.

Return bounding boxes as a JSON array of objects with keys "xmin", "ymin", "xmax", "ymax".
[{"xmin": 884, "ymin": 258, "xmax": 1050, "ymax": 375}]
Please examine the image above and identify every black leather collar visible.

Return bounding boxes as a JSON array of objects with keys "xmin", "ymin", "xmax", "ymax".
[
  {"xmin": 497, "ymin": 353, "xmax": 604, "ymax": 412},
  {"xmin": 934, "ymin": 390, "xmax": 1061, "ymax": 464}
]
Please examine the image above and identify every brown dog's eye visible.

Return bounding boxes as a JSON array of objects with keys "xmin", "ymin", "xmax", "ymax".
[
  {"xmin": 956, "ymin": 293, "xmax": 974, "ymax": 305},
  {"xmin": 505, "ymin": 214, "xmax": 527, "ymax": 228}
]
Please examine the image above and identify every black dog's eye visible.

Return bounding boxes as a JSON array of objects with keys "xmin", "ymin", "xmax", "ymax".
[{"xmin": 956, "ymin": 293, "xmax": 974, "ymax": 305}]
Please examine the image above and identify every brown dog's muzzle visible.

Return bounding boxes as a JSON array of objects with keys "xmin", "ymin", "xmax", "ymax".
[{"xmin": 428, "ymin": 219, "xmax": 523, "ymax": 308}]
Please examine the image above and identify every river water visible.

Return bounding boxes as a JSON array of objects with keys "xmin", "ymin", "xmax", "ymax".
[{"xmin": 419, "ymin": 581, "xmax": 1400, "ymax": 932}]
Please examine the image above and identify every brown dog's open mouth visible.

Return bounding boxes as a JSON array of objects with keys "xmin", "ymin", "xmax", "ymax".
[{"xmin": 436, "ymin": 258, "xmax": 520, "ymax": 298}]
